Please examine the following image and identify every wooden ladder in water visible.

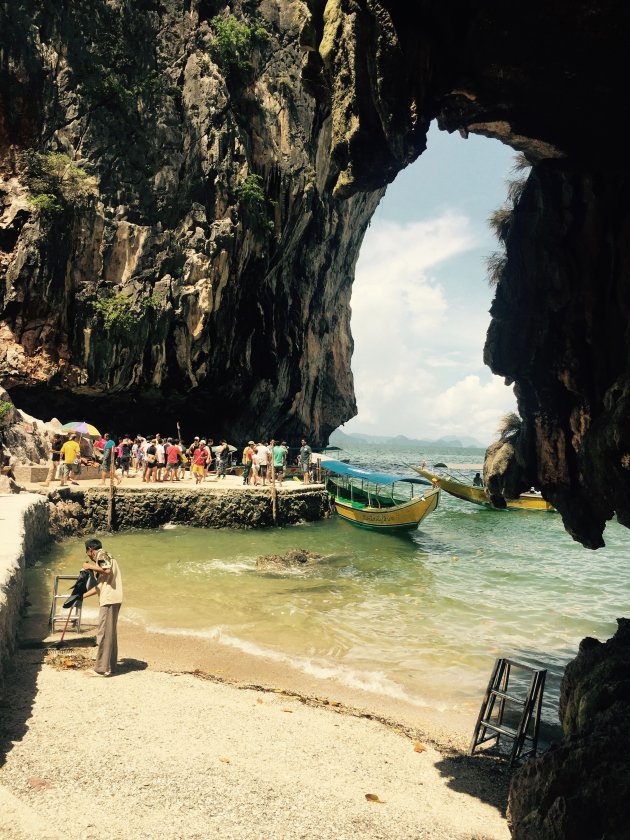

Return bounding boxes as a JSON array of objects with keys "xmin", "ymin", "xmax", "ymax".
[{"xmin": 469, "ymin": 658, "xmax": 547, "ymax": 766}]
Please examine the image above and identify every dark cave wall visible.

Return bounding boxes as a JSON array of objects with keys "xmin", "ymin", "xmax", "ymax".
[
  {"xmin": 485, "ymin": 161, "xmax": 630, "ymax": 548},
  {"xmin": 303, "ymin": 0, "xmax": 630, "ymax": 548}
]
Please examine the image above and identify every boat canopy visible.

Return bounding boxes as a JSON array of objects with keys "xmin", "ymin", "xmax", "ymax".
[{"xmin": 320, "ymin": 459, "xmax": 431, "ymax": 486}]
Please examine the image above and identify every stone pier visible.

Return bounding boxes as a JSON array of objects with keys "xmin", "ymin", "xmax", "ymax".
[{"xmin": 45, "ymin": 482, "xmax": 331, "ymax": 538}]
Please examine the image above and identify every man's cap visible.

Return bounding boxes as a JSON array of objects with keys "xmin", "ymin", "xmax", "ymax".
[
  {"xmin": 200, "ymin": 439, "xmax": 206, "ymax": 444},
  {"xmin": 248, "ymin": 440, "xmax": 255, "ymax": 445}
]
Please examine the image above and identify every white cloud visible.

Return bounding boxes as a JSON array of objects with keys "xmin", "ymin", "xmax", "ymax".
[
  {"xmin": 345, "ymin": 213, "xmax": 517, "ymax": 443},
  {"xmin": 430, "ymin": 375, "xmax": 516, "ymax": 440}
]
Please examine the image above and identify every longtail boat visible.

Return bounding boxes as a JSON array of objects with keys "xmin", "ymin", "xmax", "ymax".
[
  {"xmin": 321, "ymin": 459, "xmax": 440, "ymax": 532},
  {"xmin": 410, "ymin": 466, "xmax": 556, "ymax": 512}
]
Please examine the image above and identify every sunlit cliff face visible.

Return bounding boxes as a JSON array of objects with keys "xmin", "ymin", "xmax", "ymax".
[
  {"xmin": 0, "ymin": 0, "xmax": 382, "ymax": 445},
  {"xmin": 2, "ymin": 0, "xmax": 630, "ymax": 546}
]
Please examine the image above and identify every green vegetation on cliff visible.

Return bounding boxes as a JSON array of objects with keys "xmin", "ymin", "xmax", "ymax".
[
  {"xmin": 209, "ymin": 13, "xmax": 268, "ymax": 77},
  {"xmin": 91, "ymin": 293, "xmax": 162, "ymax": 333},
  {"xmin": 22, "ymin": 151, "xmax": 98, "ymax": 214},
  {"xmin": 235, "ymin": 174, "xmax": 274, "ymax": 233},
  {"xmin": 0, "ymin": 401, "xmax": 13, "ymax": 427},
  {"xmin": 486, "ymin": 154, "xmax": 530, "ymax": 287}
]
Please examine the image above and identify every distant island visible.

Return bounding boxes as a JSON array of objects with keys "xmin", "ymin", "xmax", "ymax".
[{"xmin": 329, "ymin": 430, "xmax": 486, "ymax": 449}]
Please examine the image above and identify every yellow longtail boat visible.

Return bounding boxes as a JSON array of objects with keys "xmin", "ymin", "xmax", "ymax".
[
  {"xmin": 410, "ymin": 466, "xmax": 556, "ymax": 512},
  {"xmin": 321, "ymin": 459, "xmax": 441, "ymax": 532}
]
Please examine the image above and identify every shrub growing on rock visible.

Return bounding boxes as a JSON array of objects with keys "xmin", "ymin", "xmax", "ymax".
[
  {"xmin": 209, "ymin": 13, "xmax": 268, "ymax": 77},
  {"xmin": 21, "ymin": 150, "xmax": 98, "ymax": 211}
]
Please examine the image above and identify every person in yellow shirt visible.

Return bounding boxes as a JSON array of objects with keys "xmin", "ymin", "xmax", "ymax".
[{"xmin": 59, "ymin": 434, "xmax": 81, "ymax": 487}]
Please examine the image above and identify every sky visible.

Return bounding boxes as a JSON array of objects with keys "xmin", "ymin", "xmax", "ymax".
[{"xmin": 341, "ymin": 123, "xmax": 519, "ymax": 445}]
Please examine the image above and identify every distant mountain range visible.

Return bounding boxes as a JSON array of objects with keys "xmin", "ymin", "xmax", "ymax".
[{"xmin": 329, "ymin": 430, "xmax": 486, "ymax": 449}]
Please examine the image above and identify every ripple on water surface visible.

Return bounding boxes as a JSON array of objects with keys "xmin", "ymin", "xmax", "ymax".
[{"xmin": 29, "ymin": 459, "xmax": 630, "ymax": 742}]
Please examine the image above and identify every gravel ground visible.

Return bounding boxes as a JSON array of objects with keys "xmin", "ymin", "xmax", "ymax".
[{"xmin": 0, "ymin": 649, "xmax": 510, "ymax": 840}]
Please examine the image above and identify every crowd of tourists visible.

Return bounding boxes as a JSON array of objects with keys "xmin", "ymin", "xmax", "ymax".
[{"xmin": 50, "ymin": 431, "xmax": 314, "ymax": 487}]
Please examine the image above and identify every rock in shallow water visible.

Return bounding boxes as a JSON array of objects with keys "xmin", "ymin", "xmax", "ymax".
[{"xmin": 255, "ymin": 548, "xmax": 323, "ymax": 570}]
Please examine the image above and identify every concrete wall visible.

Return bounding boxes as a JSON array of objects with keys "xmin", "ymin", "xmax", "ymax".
[{"xmin": 0, "ymin": 494, "xmax": 50, "ymax": 691}]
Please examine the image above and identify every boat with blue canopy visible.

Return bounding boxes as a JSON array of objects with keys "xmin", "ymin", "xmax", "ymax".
[{"xmin": 320, "ymin": 458, "xmax": 440, "ymax": 532}]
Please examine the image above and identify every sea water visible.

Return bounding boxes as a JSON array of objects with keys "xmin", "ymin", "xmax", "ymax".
[{"xmin": 27, "ymin": 445, "xmax": 630, "ymax": 741}]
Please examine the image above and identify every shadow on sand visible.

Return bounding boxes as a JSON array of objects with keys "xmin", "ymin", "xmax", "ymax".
[
  {"xmin": 0, "ymin": 646, "xmax": 45, "ymax": 769},
  {"xmin": 434, "ymin": 751, "xmax": 512, "ymax": 817},
  {"xmin": 1, "ymin": 609, "xmax": 147, "ymax": 769},
  {"xmin": 112, "ymin": 658, "xmax": 148, "ymax": 675}
]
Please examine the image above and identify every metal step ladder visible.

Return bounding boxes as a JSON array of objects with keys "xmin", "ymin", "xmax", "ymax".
[
  {"xmin": 469, "ymin": 658, "xmax": 547, "ymax": 766},
  {"xmin": 49, "ymin": 575, "xmax": 83, "ymax": 634}
]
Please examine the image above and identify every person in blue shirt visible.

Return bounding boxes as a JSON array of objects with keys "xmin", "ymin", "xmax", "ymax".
[{"xmin": 99, "ymin": 433, "xmax": 120, "ymax": 485}]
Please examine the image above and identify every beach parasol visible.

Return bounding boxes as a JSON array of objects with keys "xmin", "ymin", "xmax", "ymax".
[{"xmin": 61, "ymin": 421, "xmax": 101, "ymax": 438}]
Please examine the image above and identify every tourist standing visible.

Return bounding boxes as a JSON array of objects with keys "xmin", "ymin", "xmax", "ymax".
[
  {"xmin": 216, "ymin": 440, "xmax": 229, "ymax": 479},
  {"xmin": 165, "ymin": 439, "xmax": 181, "ymax": 481},
  {"xmin": 82, "ymin": 538, "xmax": 123, "ymax": 677},
  {"xmin": 254, "ymin": 442, "xmax": 269, "ymax": 485},
  {"xmin": 100, "ymin": 434, "xmax": 120, "ymax": 486},
  {"xmin": 155, "ymin": 438, "xmax": 166, "ymax": 482},
  {"xmin": 143, "ymin": 439, "xmax": 158, "ymax": 482},
  {"xmin": 299, "ymin": 438, "xmax": 312, "ymax": 484},
  {"xmin": 191, "ymin": 439, "xmax": 209, "ymax": 484},
  {"xmin": 59, "ymin": 433, "xmax": 81, "ymax": 487},
  {"xmin": 120, "ymin": 435, "xmax": 133, "ymax": 478},
  {"xmin": 186, "ymin": 437, "xmax": 200, "ymax": 480},
  {"xmin": 272, "ymin": 440, "xmax": 288, "ymax": 483},
  {"xmin": 241, "ymin": 441, "xmax": 255, "ymax": 485},
  {"xmin": 44, "ymin": 433, "xmax": 65, "ymax": 486}
]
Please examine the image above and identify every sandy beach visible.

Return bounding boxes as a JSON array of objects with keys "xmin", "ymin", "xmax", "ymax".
[{"xmin": 0, "ymin": 612, "xmax": 511, "ymax": 840}]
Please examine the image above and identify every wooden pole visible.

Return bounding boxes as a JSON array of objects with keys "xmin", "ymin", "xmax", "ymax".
[
  {"xmin": 271, "ymin": 451, "xmax": 277, "ymax": 524},
  {"xmin": 107, "ymin": 445, "xmax": 115, "ymax": 530}
]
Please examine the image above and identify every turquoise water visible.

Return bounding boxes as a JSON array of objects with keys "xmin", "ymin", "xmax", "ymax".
[{"xmin": 28, "ymin": 445, "xmax": 630, "ymax": 738}]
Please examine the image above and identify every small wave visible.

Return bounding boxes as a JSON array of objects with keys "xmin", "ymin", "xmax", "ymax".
[
  {"xmin": 126, "ymin": 617, "xmax": 442, "ymax": 709},
  {"xmin": 207, "ymin": 558, "xmax": 253, "ymax": 574},
  {"xmin": 167, "ymin": 558, "xmax": 254, "ymax": 575}
]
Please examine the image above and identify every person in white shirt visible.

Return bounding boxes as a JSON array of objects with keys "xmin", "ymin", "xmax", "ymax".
[
  {"xmin": 253, "ymin": 443, "xmax": 269, "ymax": 485},
  {"xmin": 155, "ymin": 440, "xmax": 166, "ymax": 482},
  {"xmin": 82, "ymin": 538, "xmax": 123, "ymax": 677}
]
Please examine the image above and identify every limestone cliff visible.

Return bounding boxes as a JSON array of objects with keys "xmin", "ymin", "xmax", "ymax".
[
  {"xmin": 300, "ymin": 0, "xmax": 630, "ymax": 549},
  {"xmin": 0, "ymin": 0, "xmax": 382, "ymax": 444},
  {"xmin": 3, "ymin": 0, "xmax": 630, "ymax": 548}
]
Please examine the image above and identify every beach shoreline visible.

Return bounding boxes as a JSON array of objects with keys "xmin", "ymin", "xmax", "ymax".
[
  {"xmin": 20, "ymin": 605, "xmax": 480, "ymax": 752},
  {"xmin": 119, "ymin": 620, "xmax": 477, "ymax": 750},
  {"xmin": 0, "ymin": 619, "xmax": 511, "ymax": 840}
]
